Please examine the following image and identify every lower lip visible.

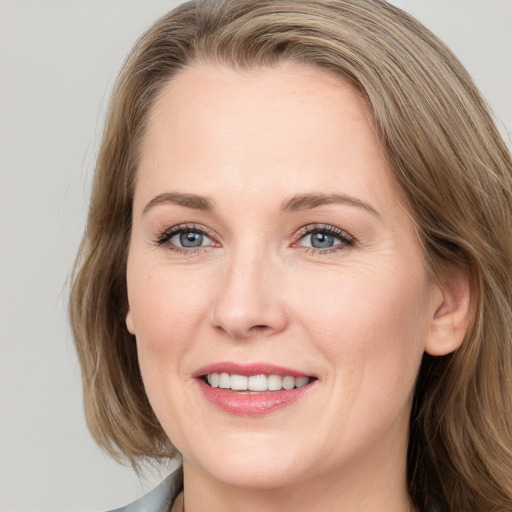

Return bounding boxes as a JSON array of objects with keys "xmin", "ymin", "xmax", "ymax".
[{"xmin": 197, "ymin": 379, "xmax": 314, "ymax": 416}]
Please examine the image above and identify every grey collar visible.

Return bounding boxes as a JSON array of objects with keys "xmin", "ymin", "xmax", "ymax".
[{"xmin": 107, "ymin": 466, "xmax": 183, "ymax": 512}]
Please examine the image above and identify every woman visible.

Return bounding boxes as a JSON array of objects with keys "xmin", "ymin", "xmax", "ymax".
[{"xmin": 69, "ymin": 0, "xmax": 512, "ymax": 510}]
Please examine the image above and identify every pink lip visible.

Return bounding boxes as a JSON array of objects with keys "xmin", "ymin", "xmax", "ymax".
[
  {"xmin": 193, "ymin": 362, "xmax": 312, "ymax": 378},
  {"xmin": 193, "ymin": 362, "xmax": 316, "ymax": 417}
]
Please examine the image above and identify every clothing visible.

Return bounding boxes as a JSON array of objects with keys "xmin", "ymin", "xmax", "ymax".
[{"xmin": 107, "ymin": 467, "xmax": 183, "ymax": 512}]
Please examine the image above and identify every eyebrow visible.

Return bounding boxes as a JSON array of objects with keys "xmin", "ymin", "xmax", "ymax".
[
  {"xmin": 142, "ymin": 191, "xmax": 379, "ymax": 217},
  {"xmin": 142, "ymin": 192, "xmax": 214, "ymax": 215},
  {"xmin": 281, "ymin": 193, "xmax": 380, "ymax": 217}
]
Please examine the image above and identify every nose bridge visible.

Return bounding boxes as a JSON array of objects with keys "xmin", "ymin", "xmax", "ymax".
[{"xmin": 211, "ymin": 240, "xmax": 286, "ymax": 339}]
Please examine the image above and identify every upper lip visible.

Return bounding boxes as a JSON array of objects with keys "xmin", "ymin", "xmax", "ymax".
[{"xmin": 193, "ymin": 362, "xmax": 314, "ymax": 378}]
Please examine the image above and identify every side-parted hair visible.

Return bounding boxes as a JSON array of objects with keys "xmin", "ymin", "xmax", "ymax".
[{"xmin": 69, "ymin": 1, "xmax": 512, "ymax": 510}]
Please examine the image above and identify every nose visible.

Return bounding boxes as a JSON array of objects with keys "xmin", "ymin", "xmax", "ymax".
[{"xmin": 211, "ymin": 248, "xmax": 288, "ymax": 340}]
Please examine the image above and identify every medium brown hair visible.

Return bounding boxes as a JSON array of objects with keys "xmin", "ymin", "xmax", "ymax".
[{"xmin": 69, "ymin": 1, "xmax": 512, "ymax": 509}]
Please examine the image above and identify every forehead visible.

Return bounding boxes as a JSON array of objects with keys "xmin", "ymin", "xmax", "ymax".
[
  {"xmin": 136, "ymin": 61, "xmax": 400, "ymax": 216},
  {"xmin": 143, "ymin": 61, "xmax": 376, "ymax": 156}
]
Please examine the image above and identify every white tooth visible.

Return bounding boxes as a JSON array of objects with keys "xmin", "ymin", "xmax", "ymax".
[
  {"xmin": 230, "ymin": 374, "xmax": 248, "ymax": 391},
  {"xmin": 295, "ymin": 377, "xmax": 309, "ymax": 388},
  {"xmin": 267, "ymin": 375, "xmax": 282, "ymax": 391},
  {"xmin": 282, "ymin": 376, "xmax": 295, "ymax": 390},
  {"xmin": 219, "ymin": 372, "xmax": 230, "ymax": 389},
  {"xmin": 248, "ymin": 375, "xmax": 268, "ymax": 391},
  {"xmin": 210, "ymin": 373, "xmax": 220, "ymax": 388},
  {"xmin": 207, "ymin": 374, "xmax": 212, "ymax": 385}
]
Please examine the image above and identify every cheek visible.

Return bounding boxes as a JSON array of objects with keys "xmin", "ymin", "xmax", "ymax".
[
  {"xmin": 126, "ymin": 259, "xmax": 217, "ymax": 439},
  {"xmin": 292, "ymin": 261, "xmax": 430, "ymax": 386},
  {"xmin": 126, "ymin": 259, "xmax": 214, "ymax": 364},
  {"xmin": 288, "ymin": 262, "xmax": 430, "ymax": 454}
]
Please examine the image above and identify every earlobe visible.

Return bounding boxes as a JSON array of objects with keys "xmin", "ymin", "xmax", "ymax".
[
  {"xmin": 425, "ymin": 268, "xmax": 472, "ymax": 356},
  {"xmin": 125, "ymin": 307, "xmax": 136, "ymax": 335}
]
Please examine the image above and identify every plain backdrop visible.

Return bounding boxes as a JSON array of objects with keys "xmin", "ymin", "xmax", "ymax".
[{"xmin": 0, "ymin": 1, "xmax": 510, "ymax": 511}]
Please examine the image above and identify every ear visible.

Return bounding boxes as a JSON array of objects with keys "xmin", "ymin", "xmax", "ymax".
[
  {"xmin": 425, "ymin": 267, "xmax": 472, "ymax": 356},
  {"xmin": 125, "ymin": 306, "xmax": 136, "ymax": 335}
]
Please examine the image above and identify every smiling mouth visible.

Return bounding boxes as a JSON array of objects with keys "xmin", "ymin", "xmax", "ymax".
[
  {"xmin": 202, "ymin": 373, "xmax": 315, "ymax": 392},
  {"xmin": 196, "ymin": 365, "xmax": 317, "ymax": 415}
]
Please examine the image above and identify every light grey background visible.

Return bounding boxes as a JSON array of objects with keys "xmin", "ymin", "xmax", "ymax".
[{"xmin": 0, "ymin": 1, "xmax": 510, "ymax": 511}]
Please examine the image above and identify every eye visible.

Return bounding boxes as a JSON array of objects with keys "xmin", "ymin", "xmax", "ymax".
[
  {"xmin": 302, "ymin": 231, "xmax": 340, "ymax": 249},
  {"xmin": 295, "ymin": 225, "xmax": 355, "ymax": 252},
  {"xmin": 170, "ymin": 230, "xmax": 211, "ymax": 248},
  {"xmin": 156, "ymin": 224, "xmax": 217, "ymax": 251}
]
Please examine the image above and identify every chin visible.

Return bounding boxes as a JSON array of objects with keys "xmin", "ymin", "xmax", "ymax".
[
  {"xmin": 201, "ymin": 458, "xmax": 310, "ymax": 490},
  {"xmin": 182, "ymin": 436, "xmax": 316, "ymax": 490}
]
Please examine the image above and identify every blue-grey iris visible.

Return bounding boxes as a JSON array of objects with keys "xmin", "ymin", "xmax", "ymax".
[
  {"xmin": 180, "ymin": 231, "xmax": 203, "ymax": 247},
  {"xmin": 311, "ymin": 232, "xmax": 335, "ymax": 248}
]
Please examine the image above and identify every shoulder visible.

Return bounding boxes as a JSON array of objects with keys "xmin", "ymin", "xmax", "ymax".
[{"xmin": 106, "ymin": 467, "xmax": 183, "ymax": 512}]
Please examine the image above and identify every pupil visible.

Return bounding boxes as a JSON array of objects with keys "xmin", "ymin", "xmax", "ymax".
[
  {"xmin": 180, "ymin": 231, "xmax": 203, "ymax": 247},
  {"xmin": 311, "ymin": 232, "xmax": 334, "ymax": 248}
]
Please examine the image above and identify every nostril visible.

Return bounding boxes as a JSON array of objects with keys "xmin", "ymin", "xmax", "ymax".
[
  {"xmin": 214, "ymin": 322, "xmax": 273, "ymax": 340},
  {"xmin": 247, "ymin": 325, "xmax": 273, "ymax": 335}
]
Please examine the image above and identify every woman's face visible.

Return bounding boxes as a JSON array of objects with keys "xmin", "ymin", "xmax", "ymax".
[{"xmin": 126, "ymin": 62, "xmax": 441, "ymax": 490}]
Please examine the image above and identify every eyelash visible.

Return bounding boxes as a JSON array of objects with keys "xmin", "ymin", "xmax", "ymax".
[
  {"xmin": 294, "ymin": 224, "xmax": 356, "ymax": 254},
  {"xmin": 155, "ymin": 223, "xmax": 217, "ymax": 254},
  {"xmin": 155, "ymin": 223, "xmax": 356, "ymax": 255}
]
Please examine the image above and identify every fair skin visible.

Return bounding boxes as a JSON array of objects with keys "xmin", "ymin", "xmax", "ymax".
[{"xmin": 126, "ymin": 62, "xmax": 470, "ymax": 512}]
